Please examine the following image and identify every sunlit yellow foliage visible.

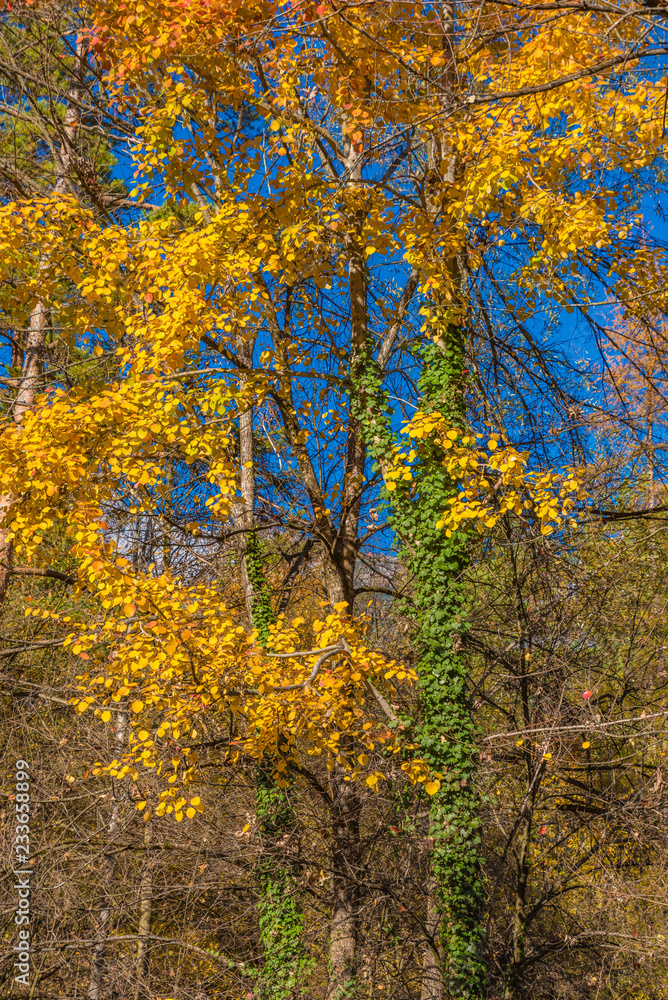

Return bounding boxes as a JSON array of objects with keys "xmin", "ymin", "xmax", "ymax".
[
  {"xmin": 1, "ymin": 0, "xmax": 666, "ymax": 822},
  {"xmin": 387, "ymin": 412, "xmax": 583, "ymax": 536}
]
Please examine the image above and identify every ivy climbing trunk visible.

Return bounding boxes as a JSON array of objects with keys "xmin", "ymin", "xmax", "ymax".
[
  {"xmin": 255, "ymin": 763, "xmax": 309, "ymax": 1000},
  {"xmin": 230, "ymin": 332, "xmax": 307, "ymax": 999},
  {"xmin": 251, "ymin": 581, "xmax": 308, "ymax": 1000},
  {"xmin": 406, "ymin": 338, "xmax": 485, "ymax": 1000},
  {"xmin": 406, "ymin": 6, "xmax": 486, "ymax": 994}
]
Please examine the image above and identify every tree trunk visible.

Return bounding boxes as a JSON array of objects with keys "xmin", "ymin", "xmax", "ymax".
[
  {"xmin": 134, "ymin": 819, "xmax": 153, "ymax": 1000},
  {"xmin": 421, "ymin": 876, "xmax": 443, "ymax": 1000},
  {"xmin": 0, "ymin": 37, "xmax": 86, "ymax": 604},
  {"xmin": 13, "ymin": 301, "xmax": 48, "ymax": 423},
  {"xmin": 503, "ymin": 737, "xmax": 544, "ymax": 1000},
  {"xmin": 230, "ymin": 333, "xmax": 262, "ymax": 623},
  {"xmin": 504, "ymin": 817, "xmax": 531, "ymax": 1000},
  {"xmin": 228, "ymin": 332, "xmax": 308, "ymax": 996},
  {"xmin": 411, "ymin": 6, "xmax": 485, "ymax": 996},
  {"xmin": 0, "ymin": 492, "xmax": 14, "ymax": 605},
  {"xmin": 328, "ymin": 763, "xmax": 361, "ymax": 999},
  {"xmin": 87, "ymin": 707, "xmax": 128, "ymax": 1000},
  {"xmin": 0, "ymin": 300, "xmax": 48, "ymax": 601}
]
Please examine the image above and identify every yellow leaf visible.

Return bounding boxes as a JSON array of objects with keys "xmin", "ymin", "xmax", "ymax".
[
  {"xmin": 131, "ymin": 700, "xmax": 144, "ymax": 713},
  {"xmin": 424, "ymin": 780, "xmax": 441, "ymax": 796}
]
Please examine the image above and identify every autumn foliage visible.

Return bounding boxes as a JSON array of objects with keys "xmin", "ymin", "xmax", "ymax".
[{"xmin": 2, "ymin": 0, "xmax": 668, "ymax": 997}]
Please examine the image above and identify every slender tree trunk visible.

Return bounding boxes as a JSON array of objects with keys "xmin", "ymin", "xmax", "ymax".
[
  {"xmin": 504, "ymin": 816, "xmax": 531, "ymax": 1000},
  {"xmin": 0, "ymin": 38, "xmax": 86, "ymax": 604},
  {"xmin": 228, "ymin": 333, "xmax": 307, "ymax": 997},
  {"xmin": 502, "ymin": 755, "xmax": 544, "ymax": 1000},
  {"xmin": 0, "ymin": 493, "xmax": 14, "ymax": 605},
  {"xmin": 409, "ymin": 7, "xmax": 486, "ymax": 997},
  {"xmin": 503, "ymin": 638, "xmax": 540, "ymax": 999},
  {"xmin": 13, "ymin": 301, "xmax": 48, "ymax": 423},
  {"xmin": 0, "ymin": 299, "xmax": 49, "ymax": 602},
  {"xmin": 230, "ymin": 333, "xmax": 259, "ymax": 621},
  {"xmin": 87, "ymin": 707, "xmax": 128, "ymax": 1000},
  {"xmin": 134, "ymin": 819, "xmax": 153, "ymax": 1000},
  {"xmin": 421, "ymin": 877, "xmax": 443, "ymax": 1000},
  {"xmin": 162, "ymin": 460, "xmax": 173, "ymax": 572},
  {"xmin": 337, "ymin": 120, "xmax": 367, "ymax": 613},
  {"xmin": 321, "ymin": 122, "xmax": 371, "ymax": 1000},
  {"xmin": 328, "ymin": 760, "xmax": 361, "ymax": 1000},
  {"xmin": 249, "ymin": 119, "xmax": 369, "ymax": 1000}
]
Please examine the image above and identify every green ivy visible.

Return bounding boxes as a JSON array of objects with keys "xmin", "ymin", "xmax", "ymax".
[
  {"xmin": 353, "ymin": 331, "xmax": 485, "ymax": 998},
  {"xmin": 245, "ymin": 530, "xmax": 310, "ymax": 998},
  {"xmin": 245, "ymin": 529, "xmax": 274, "ymax": 648},
  {"xmin": 254, "ymin": 771, "xmax": 313, "ymax": 1000},
  {"xmin": 404, "ymin": 341, "xmax": 485, "ymax": 999}
]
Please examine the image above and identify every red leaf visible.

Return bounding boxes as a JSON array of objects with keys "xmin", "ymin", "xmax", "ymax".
[
  {"xmin": 539, "ymin": 825, "xmax": 547, "ymax": 835},
  {"xmin": 316, "ymin": 3, "xmax": 326, "ymax": 13},
  {"xmin": 583, "ymin": 690, "xmax": 593, "ymax": 699}
]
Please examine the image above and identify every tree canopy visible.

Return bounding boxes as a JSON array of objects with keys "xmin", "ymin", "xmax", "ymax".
[{"xmin": 2, "ymin": 2, "xmax": 668, "ymax": 999}]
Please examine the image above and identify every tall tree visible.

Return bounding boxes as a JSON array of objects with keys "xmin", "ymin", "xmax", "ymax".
[{"xmin": 1, "ymin": 1, "xmax": 668, "ymax": 996}]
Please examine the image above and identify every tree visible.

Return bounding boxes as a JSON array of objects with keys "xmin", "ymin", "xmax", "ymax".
[{"xmin": 2, "ymin": 1, "xmax": 668, "ymax": 997}]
